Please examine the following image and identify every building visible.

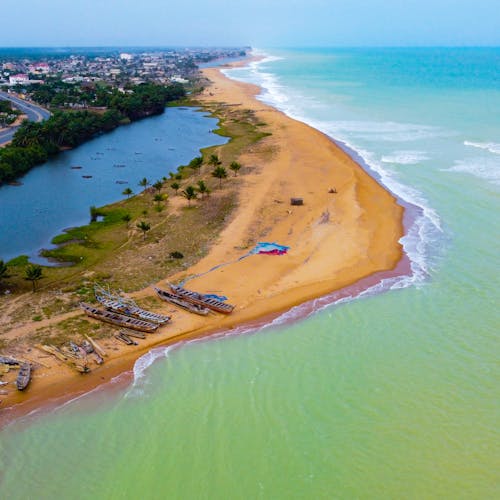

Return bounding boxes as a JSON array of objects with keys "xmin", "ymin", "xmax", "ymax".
[{"xmin": 9, "ymin": 74, "xmax": 29, "ymax": 85}]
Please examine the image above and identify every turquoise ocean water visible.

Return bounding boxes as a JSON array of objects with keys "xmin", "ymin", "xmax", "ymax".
[{"xmin": 0, "ymin": 48, "xmax": 498, "ymax": 498}]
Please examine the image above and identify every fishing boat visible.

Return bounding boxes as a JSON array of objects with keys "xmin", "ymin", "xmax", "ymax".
[
  {"xmin": 153, "ymin": 287, "xmax": 210, "ymax": 316},
  {"xmin": 168, "ymin": 283, "xmax": 234, "ymax": 314},
  {"xmin": 94, "ymin": 285, "xmax": 171, "ymax": 325},
  {"xmin": 114, "ymin": 332, "xmax": 137, "ymax": 346},
  {"xmin": 120, "ymin": 330, "xmax": 146, "ymax": 339},
  {"xmin": 0, "ymin": 356, "xmax": 20, "ymax": 366},
  {"xmin": 16, "ymin": 363, "xmax": 31, "ymax": 391},
  {"xmin": 80, "ymin": 303, "xmax": 159, "ymax": 333}
]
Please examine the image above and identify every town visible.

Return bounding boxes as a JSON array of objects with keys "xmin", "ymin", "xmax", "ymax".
[{"xmin": 0, "ymin": 47, "xmax": 247, "ymax": 104}]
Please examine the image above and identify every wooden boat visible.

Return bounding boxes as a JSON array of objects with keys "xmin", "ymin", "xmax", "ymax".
[
  {"xmin": 153, "ymin": 287, "xmax": 210, "ymax": 316},
  {"xmin": 0, "ymin": 356, "xmax": 20, "ymax": 366},
  {"xmin": 120, "ymin": 330, "xmax": 146, "ymax": 339},
  {"xmin": 80, "ymin": 303, "xmax": 159, "ymax": 333},
  {"xmin": 16, "ymin": 363, "xmax": 31, "ymax": 391},
  {"xmin": 114, "ymin": 332, "xmax": 137, "ymax": 346},
  {"xmin": 95, "ymin": 294, "xmax": 170, "ymax": 325},
  {"xmin": 168, "ymin": 283, "xmax": 234, "ymax": 314}
]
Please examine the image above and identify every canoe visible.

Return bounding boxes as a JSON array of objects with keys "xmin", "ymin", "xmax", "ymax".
[
  {"xmin": 168, "ymin": 283, "xmax": 234, "ymax": 314},
  {"xmin": 80, "ymin": 303, "xmax": 159, "ymax": 333},
  {"xmin": 153, "ymin": 287, "xmax": 210, "ymax": 316},
  {"xmin": 114, "ymin": 332, "xmax": 137, "ymax": 346},
  {"xmin": 16, "ymin": 363, "xmax": 31, "ymax": 391},
  {"xmin": 0, "ymin": 356, "xmax": 20, "ymax": 366}
]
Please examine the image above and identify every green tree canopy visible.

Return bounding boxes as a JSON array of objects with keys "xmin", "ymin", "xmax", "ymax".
[
  {"xmin": 136, "ymin": 221, "xmax": 151, "ymax": 240},
  {"xmin": 211, "ymin": 166, "xmax": 228, "ymax": 188},
  {"xmin": 229, "ymin": 161, "xmax": 242, "ymax": 176},
  {"xmin": 24, "ymin": 264, "xmax": 43, "ymax": 292},
  {"xmin": 181, "ymin": 185, "xmax": 197, "ymax": 206}
]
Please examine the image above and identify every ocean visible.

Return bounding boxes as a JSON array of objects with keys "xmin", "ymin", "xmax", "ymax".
[{"xmin": 0, "ymin": 48, "xmax": 498, "ymax": 498}]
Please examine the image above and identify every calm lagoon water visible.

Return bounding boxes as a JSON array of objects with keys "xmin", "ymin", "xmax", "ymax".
[
  {"xmin": 0, "ymin": 107, "xmax": 226, "ymax": 262},
  {"xmin": 0, "ymin": 49, "xmax": 498, "ymax": 499}
]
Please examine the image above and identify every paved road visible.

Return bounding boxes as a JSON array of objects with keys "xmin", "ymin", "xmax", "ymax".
[{"xmin": 0, "ymin": 92, "xmax": 51, "ymax": 146}]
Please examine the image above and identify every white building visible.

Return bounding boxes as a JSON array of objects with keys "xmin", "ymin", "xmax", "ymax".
[
  {"xmin": 9, "ymin": 74, "xmax": 29, "ymax": 85},
  {"xmin": 120, "ymin": 53, "xmax": 134, "ymax": 61}
]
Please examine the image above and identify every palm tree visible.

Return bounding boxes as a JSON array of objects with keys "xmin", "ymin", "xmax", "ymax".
[
  {"xmin": 136, "ymin": 221, "xmax": 151, "ymax": 240},
  {"xmin": 122, "ymin": 187, "xmax": 133, "ymax": 198},
  {"xmin": 153, "ymin": 180, "xmax": 163, "ymax": 194},
  {"xmin": 122, "ymin": 213, "xmax": 132, "ymax": 227},
  {"xmin": 229, "ymin": 161, "xmax": 242, "ymax": 177},
  {"xmin": 153, "ymin": 193, "xmax": 164, "ymax": 205},
  {"xmin": 170, "ymin": 182, "xmax": 180, "ymax": 195},
  {"xmin": 208, "ymin": 154, "xmax": 221, "ymax": 168},
  {"xmin": 0, "ymin": 260, "xmax": 8, "ymax": 284},
  {"xmin": 181, "ymin": 185, "xmax": 197, "ymax": 207},
  {"xmin": 197, "ymin": 180, "xmax": 209, "ymax": 199},
  {"xmin": 189, "ymin": 156, "xmax": 203, "ymax": 176},
  {"xmin": 25, "ymin": 264, "xmax": 43, "ymax": 292},
  {"xmin": 138, "ymin": 177, "xmax": 150, "ymax": 190},
  {"xmin": 211, "ymin": 166, "xmax": 228, "ymax": 188},
  {"xmin": 89, "ymin": 205, "xmax": 99, "ymax": 223}
]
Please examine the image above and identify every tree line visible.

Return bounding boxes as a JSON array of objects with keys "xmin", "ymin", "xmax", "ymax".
[{"xmin": 0, "ymin": 82, "xmax": 185, "ymax": 184}]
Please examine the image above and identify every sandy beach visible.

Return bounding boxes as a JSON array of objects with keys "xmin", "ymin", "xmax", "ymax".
[{"xmin": 0, "ymin": 65, "xmax": 405, "ymax": 424}]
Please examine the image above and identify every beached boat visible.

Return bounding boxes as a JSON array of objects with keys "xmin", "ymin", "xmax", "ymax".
[
  {"xmin": 120, "ymin": 330, "xmax": 146, "ymax": 340},
  {"xmin": 168, "ymin": 283, "xmax": 234, "ymax": 314},
  {"xmin": 153, "ymin": 287, "xmax": 210, "ymax": 316},
  {"xmin": 16, "ymin": 363, "xmax": 31, "ymax": 391},
  {"xmin": 115, "ymin": 332, "xmax": 137, "ymax": 346},
  {"xmin": 0, "ymin": 356, "xmax": 20, "ymax": 366},
  {"xmin": 80, "ymin": 303, "xmax": 159, "ymax": 333},
  {"xmin": 95, "ymin": 294, "xmax": 171, "ymax": 325}
]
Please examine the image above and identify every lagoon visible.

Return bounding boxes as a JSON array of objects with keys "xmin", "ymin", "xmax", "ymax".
[{"xmin": 0, "ymin": 107, "xmax": 226, "ymax": 262}]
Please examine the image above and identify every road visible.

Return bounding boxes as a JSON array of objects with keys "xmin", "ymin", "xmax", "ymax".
[{"xmin": 0, "ymin": 91, "xmax": 51, "ymax": 146}]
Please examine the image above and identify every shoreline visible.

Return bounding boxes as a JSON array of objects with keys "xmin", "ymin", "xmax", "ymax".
[{"xmin": 0, "ymin": 61, "xmax": 407, "ymax": 428}]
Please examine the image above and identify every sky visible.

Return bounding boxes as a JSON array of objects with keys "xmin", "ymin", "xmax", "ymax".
[{"xmin": 1, "ymin": 0, "xmax": 499, "ymax": 47}]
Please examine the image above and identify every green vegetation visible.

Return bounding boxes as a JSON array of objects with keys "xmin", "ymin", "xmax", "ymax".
[
  {"xmin": 24, "ymin": 264, "xmax": 43, "ymax": 292},
  {"xmin": 0, "ymin": 83, "xmax": 185, "ymax": 184},
  {"xmin": 181, "ymin": 185, "xmax": 197, "ymax": 206},
  {"xmin": 230, "ymin": 161, "xmax": 242, "ymax": 176},
  {"xmin": 0, "ymin": 100, "xmax": 20, "ymax": 127},
  {"xmin": 0, "ymin": 259, "xmax": 8, "ymax": 283},
  {"xmin": 211, "ymin": 165, "xmax": 228, "ymax": 188},
  {"xmin": 136, "ymin": 221, "xmax": 151, "ymax": 240}
]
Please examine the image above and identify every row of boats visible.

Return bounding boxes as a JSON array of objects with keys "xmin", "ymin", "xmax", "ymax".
[
  {"xmin": 0, "ymin": 283, "xmax": 235, "ymax": 394},
  {"xmin": 81, "ymin": 283, "xmax": 235, "ymax": 333}
]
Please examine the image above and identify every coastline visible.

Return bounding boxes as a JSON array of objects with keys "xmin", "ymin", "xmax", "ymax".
[{"xmin": 0, "ymin": 63, "xmax": 406, "ymax": 427}]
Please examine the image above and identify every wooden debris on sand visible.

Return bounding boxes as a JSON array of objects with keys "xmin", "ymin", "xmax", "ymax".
[
  {"xmin": 153, "ymin": 287, "xmax": 210, "ymax": 316},
  {"xmin": 84, "ymin": 334, "xmax": 107, "ymax": 358},
  {"xmin": 168, "ymin": 283, "xmax": 234, "ymax": 314},
  {"xmin": 36, "ymin": 345, "xmax": 90, "ymax": 374}
]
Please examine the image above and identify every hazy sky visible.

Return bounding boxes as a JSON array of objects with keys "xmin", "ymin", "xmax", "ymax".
[{"xmin": 1, "ymin": 0, "xmax": 499, "ymax": 47}]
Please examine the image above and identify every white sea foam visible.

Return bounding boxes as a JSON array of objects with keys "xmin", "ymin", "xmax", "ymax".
[
  {"xmin": 464, "ymin": 141, "xmax": 500, "ymax": 155},
  {"xmin": 381, "ymin": 151, "xmax": 430, "ymax": 165},
  {"xmin": 444, "ymin": 157, "xmax": 500, "ymax": 186},
  {"xmin": 132, "ymin": 344, "xmax": 177, "ymax": 383},
  {"xmin": 223, "ymin": 50, "xmax": 443, "ymax": 295}
]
